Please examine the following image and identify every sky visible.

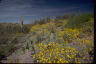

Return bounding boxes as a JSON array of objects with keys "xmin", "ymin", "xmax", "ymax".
[{"xmin": 0, "ymin": 0, "xmax": 94, "ymax": 24}]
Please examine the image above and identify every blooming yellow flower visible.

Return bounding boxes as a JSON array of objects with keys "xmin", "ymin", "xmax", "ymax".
[
  {"xmin": 52, "ymin": 42, "xmax": 54, "ymax": 43},
  {"xmin": 36, "ymin": 60, "xmax": 39, "ymax": 62},
  {"xmin": 44, "ymin": 45, "xmax": 47, "ymax": 47},
  {"xmin": 59, "ymin": 58, "xmax": 63, "ymax": 61},
  {"xmin": 83, "ymin": 57, "xmax": 86, "ymax": 59},
  {"xmin": 66, "ymin": 55, "xmax": 71, "ymax": 58},
  {"xmin": 90, "ymin": 57, "xmax": 93, "ymax": 59}
]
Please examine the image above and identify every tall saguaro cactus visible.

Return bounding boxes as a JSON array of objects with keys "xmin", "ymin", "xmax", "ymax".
[
  {"xmin": 20, "ymin": 15, "xmax": 23, "ymax": 27},
  {"xmin": 48, "ymin": 9, "xmax": 51, "ymax": 19}
]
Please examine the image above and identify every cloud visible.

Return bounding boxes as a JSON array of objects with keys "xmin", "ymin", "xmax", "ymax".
[
  {"xmin": 0, "ymin": 0, "xmax": 93, "ymax": 19},
  {"xmin": 47, "ymin": 4, "xmax": 91, "ymax": 12}
]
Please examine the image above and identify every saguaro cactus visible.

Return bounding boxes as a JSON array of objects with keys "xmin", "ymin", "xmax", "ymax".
[{"xmin": 20, "ymin": 15, "xmax": 23, "ymax": 27}]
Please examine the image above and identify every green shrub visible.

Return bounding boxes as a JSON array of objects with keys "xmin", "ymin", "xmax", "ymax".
[
  {"xmin": 0, "ymin": 37, "xmax": 18, "ymax": 58},
  {"xmin": 6, "ymin": 43, "xmax": 16, "ymax": 54},
  {"xmin": 21, "ymin": 25, "xmax": 30, "ymax": 33},
  {"xmin": 65, "ymin": 13, "xmax": 93, "ymax": 29},
  {"xmin": 82, "ymin": 18, "xmax": 94, "ymax": 35},
  {"xmin": 0, "ymin": 45, "xmax": 6, "ymax": 56}
]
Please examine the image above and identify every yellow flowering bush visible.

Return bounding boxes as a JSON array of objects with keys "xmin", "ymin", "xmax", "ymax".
[
  {"xmin": 72, "ymin": 37, "xmax": 94, "ymax": 62},
  {"xmin": 57, "ymin": 28, "xmax": 80, "ymax": 43},
  {"xmin": 16, "ymin": 33, "xmax": 23, "ymax": 36},
  {"xmin": 54, "ymin": 19, "xmax": 68, "ymax": 28},
  {"xmin": 89, "ymin": 18, "xmax": 94, "ymax": 22},
  {"xmin": 32, "ymin": 42, "xmax": 80, "ymax": 63},
  {"xmin": 41, "ymin": 22, "xmax": 56, "ymax": 33},
  {"xmin": 30, "ymin": 24, "xmax": 41, "ymax": 33},
  {"xmin": 30, "ymin": 22, "xmax": 56, "ymax": 33}
]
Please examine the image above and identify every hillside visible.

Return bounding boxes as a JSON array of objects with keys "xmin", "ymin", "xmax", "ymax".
[{"xmin": 0, "ymin": 13, "xmax": 94, "ymax": 63}]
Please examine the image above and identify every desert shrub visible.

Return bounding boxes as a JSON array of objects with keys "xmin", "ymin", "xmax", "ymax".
[
  {"xmin": 0, "ymin": 37, "xmax": 18, "ymax": 58},
  {"xmin": 0, "ymin": 45, "xmax": 7, "ymax": 62},
  {"xmin": 0, "ymin": 44, "xmax": 15, "ymax": 59},
  {"xmin": 54, "ymin": 19, "xmax": 68, "ymax": 29},
  {"xmin": 0, "ymin": 45, "xmax": 6, "ymax": 56},
  {"xmin": 30, "ymin": 29, "xmax": 56, "ymax": 45},
  {"xmin": 77, "ymin": 31, "xmax": 86, "ymax": 38},
  {"xmin": 20, "ymin": 25, "xmax": 30, "ymax": 33},
  {"xmin": 54, "ymin": 20, "xmax": 63, "ymax": 27},
  {"xmin": 41, "ymin": 23, "xmax": 56, "ymax": 34},
  {"xmin": 0, "ymin": 24, "xmax": 5, "ymax": 35},
  {"xmin": 15, "ymin": 33, "xmax": 23, "ymax": 37},
  {"xmin": 82, "ymin": 18, "xmax": 94, "ymax": 35},
  {"xmin": 10, "ymin": 37, "xmax": 18, "ymax": 44},
  {"xmin": 10, "ymin": 25, "xmax": 30, "ymax": 34},
  {"xmin": 57, "ymin": 28, "xmax": 80, "ymax": 43},
  {"xmin": 30, "ymin": 22, "xmax": 56, "ymax": 34},
  {"xmin": 55, "ymin": 13, "xmax": 76, "ymax": 21},
  {"xmin": 6, "ymin": 43, "xmax": 16, "ymax": 54},
  {"xmin": 46, "ymin": 17, "xmax": 51, "ymax": 23},
  {"xmin": 33, "ymin": 17, "xmax": 51, "ymax": 25},
  {"xmin": 33, "ymin": 20, "xmax": 39, "ymax": 25},
  {"xmin": 41, "ymin": 22, "xmax": 56, "ymax": 33},
  {"xmin": 65, "ymin": 13, "xmax": 93, "ymax": 29},
  {"xmin": 4, "ymin": 38, "xmax": 18, "ymax": 56},
  {"xmin": 30, "ymin": 24, "xmax": 41, "ymax": 33},
  {"xmin": 0, "ymin": 24, "xmax": 3, "ymax": 31},
  {"xmin": 62, "ymin": 13, "xmax": 75, "ymax": 19},
  {"xmin": 0, "ymin": 36, "xmax": 9, "ymax": 44},
  {"xmin": 55, "ymin": 15, "xmax": 63, "ymax": 21},
  {"xmin": 75, "ymin": 38, "xmax": 94, "ymax": 62},
  {"xmin": 38, "ymin": 19, "xmax": 46, "ymax": 25}
]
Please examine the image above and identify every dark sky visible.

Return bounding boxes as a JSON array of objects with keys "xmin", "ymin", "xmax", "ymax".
[{"xmin": 0, "ymin": 0, "xmax": 94, "ymax": 24}]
